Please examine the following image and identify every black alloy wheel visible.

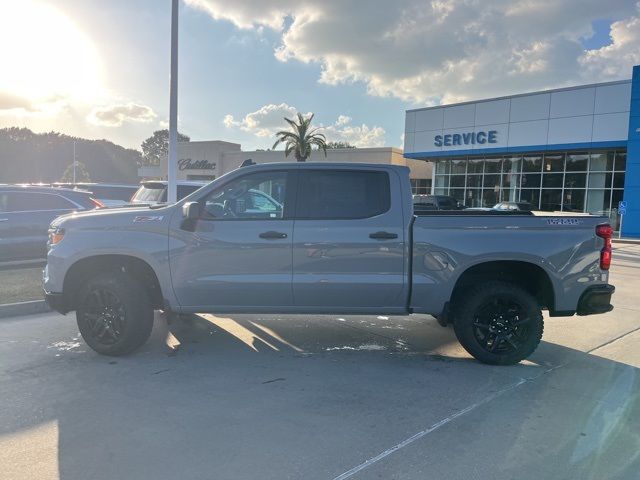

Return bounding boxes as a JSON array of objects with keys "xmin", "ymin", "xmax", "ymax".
[
  {"xmin": 76, "ymin": 272, "xmax": 154, "ymax": 356},
  {"xmin": 453, "ymin": 281, "xmax": 544, "ymax": 365}
]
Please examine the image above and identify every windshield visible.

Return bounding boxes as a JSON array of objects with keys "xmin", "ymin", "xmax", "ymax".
[{"xmin": 131, "ymin": 185, "xmax": 165, "ymax": 203}]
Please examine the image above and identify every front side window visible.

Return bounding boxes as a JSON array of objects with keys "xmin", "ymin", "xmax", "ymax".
[
  {"xmin": 296, "ymin": 170, "xmax": 390, "ymax": 220},
  {"xmin": 201, "ymin": 172, "xmax": 286, "ymax": 220}
]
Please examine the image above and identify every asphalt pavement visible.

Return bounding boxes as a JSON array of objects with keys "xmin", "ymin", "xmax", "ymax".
[{"xmin": 1, "ymin": 244, "xmax": 639, "ymax": 480}]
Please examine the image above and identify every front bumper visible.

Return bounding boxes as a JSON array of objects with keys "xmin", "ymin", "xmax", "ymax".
[
  {"xmin": 577, "ymin": 284, "xmax": 615, "ymax": 316},
  {"xmin": 43, "ymin": 290, "xmax": 68, "ymax": 314}
]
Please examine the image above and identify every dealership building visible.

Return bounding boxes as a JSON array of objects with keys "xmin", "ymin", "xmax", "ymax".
[{"xmin": 404, "ymin": 65, "xmax": 640, "ymax": 236}]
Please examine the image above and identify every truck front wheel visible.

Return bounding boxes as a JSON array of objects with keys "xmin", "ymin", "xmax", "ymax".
[
  {"xmin": 76, "ymin": 272, "xmax": 154, "ymax": 356},
  {"xmin": 453, "ymin": 281, "xmax": 543, "ymax": 365}
]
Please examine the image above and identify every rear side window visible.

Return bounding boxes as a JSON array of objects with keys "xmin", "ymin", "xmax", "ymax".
[
  {"xmin": 2, "ymin": 192, "xmax": 76, "ymax": 212},
  {"xmin": 295, "ymin": 170, "xmax": 390, "ymax": 220},
  {"xmin": 87, "ymin": 185, "xmax": 138, "ymax": 201},
  {"xmin": 132, "ymin": 185, "xmax": 165, "ymax": 203},
  {"xmin": 177, "ymin": 184, "xmax": 204, "ymax": 200}
]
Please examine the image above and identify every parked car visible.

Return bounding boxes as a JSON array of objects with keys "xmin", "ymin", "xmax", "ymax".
[
  {"xmin": 492, "ymin": 201, "xmax": 533, "ymax": 212},
  {"xmin": 0, "ymin": 185, "xmax": 101, "ymax": 263},
  {"xmin": 54, "ymin": 183, "xmax": 138, "ymax": 207},
  {"xmin": 44, "ymin": 163, "xmax": 615, "ymax": 365},
  {"xmin": 130, "ymin": 180, "xmax": 208, "ymax": 205},
  {"xmin": 465, "ymin": 201, "xmax": 534, "ymax": 212},
  {"xmin": 413, "ymin": 194, "xmax": 464, "ymax": 212}
]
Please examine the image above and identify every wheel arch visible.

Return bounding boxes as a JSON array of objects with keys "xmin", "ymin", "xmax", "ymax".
[
  {"xmin": 62, "ymin": 254, "xmax": 164, "ymax": 312},
  {"xmin": 450, "ymin": 260, "xmax": 556, "ymax": 315}
]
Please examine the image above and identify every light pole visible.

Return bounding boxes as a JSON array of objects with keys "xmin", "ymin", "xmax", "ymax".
[
  {"xmin": 73, "ymin": 140, "xmax": 76, "ymax": 184},
  {"xmin": 167, "ymin": 0, "xmax": 179, "ymax": 203}
]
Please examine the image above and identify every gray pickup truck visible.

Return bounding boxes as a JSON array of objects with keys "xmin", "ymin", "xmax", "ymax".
[{"xmin": 43, "ymin": 162, "xmax": 615, "ymax": 364}]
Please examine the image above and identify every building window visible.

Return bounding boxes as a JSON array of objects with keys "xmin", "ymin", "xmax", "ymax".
[
  {"xmin": 431, "ymin": 150, "xmax": 626, "ymax": 229},
  {"xmin": 410, "ymin": 178, "xmax": 432, "ymax": 195}
]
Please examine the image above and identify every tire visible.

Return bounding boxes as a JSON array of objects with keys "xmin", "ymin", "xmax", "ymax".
[
  {"xmin": 453, "ymin": 281, "xmax": 543, "ymax": 365},
  {"xmin": 76, "ymin": 271, "xmax": 154, "ymax": 356}
]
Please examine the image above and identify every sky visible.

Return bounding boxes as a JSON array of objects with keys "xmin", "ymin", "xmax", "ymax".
[{"xmin": 0, "ymin": 0, "xmax": 639, "ymax": 152}]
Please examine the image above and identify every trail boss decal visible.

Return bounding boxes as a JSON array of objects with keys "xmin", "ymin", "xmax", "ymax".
[
  {"xmin": 546, "ymin": 218, "xmax": 583, "ymax": 226},
  {"xmin": 133, "ymin": 215, "xmax": 164, "ymax": 223}
]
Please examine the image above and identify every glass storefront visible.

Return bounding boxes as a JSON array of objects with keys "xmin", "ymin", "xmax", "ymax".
[
  {"xmin": 410, "ymin": 178, "xmax": 432, "ymax": 195},
  {"xmin": 432, "ymin": 149, "xmax": 626, "ymax": 229}
]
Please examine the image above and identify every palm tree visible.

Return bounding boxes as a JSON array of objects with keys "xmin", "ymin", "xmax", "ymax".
[{"xmin": 272, "ymin": 113, "xmax": 327, "ymax": 162}]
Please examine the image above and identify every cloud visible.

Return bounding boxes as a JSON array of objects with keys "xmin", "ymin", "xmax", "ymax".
[
  {"xmin": 224, "ymin": 103, "xmax": 386, "ymax": 147},
  {"xmin": 224, "ymin": 103, "xmax": 300, "ymax": 137},
  {"xmin": 0, "ymin": 90, "xmax": 68, "ymax": 117},
  {"xmin": 0, "ymin": 91, "xmax": 34, "ymax": 111},
  {"xmin": 187, "ymin": 0, "xmax": 639, "ymax": 105},
  {"xmin": 580, "ymin": 14, "xmax": 640, "ymax": 78},
  {"xmin": 87, "ymin": 103, "xmax": 157, "ymax": 127}
]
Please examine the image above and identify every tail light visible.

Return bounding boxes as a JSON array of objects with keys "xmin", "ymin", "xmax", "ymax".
[
  {"xmin": 89, "ymin": 197, "xmax": 105, "ymax": 209},
  {"xmin": 596, "ymin": 224, "xmax": 613, "ymax": 270}
]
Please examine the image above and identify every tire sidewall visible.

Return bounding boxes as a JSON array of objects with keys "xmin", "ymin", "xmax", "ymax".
[
  {"xmin": 453, "ymin": 282, "xmax": 544, "ymax": 365},
  {"xmin": 76, "ymin": 272, "xmax": 153, "ymax": 356}
]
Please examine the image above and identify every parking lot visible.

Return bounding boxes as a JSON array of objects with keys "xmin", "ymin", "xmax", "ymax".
[{"xmin": 1, "ymin": 244, "xmax": 639, "ymax": 480}]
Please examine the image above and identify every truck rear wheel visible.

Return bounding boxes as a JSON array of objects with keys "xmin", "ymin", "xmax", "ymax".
[
  {"xmin": 453, "ymin": 281, "xmax": 543, "ymax": 365},
  {"xmin": 76, "ymin": 272, "xmax": 154, "ymax": 356}
]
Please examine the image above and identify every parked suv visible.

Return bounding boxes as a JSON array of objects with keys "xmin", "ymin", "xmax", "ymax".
[
  {"xmin": 130, "ymin": 181, "xmax": 207, "ymax": 205},
  {"xmin": 0, "ymin": 185, "xmax": 100, "ymax": 263}
]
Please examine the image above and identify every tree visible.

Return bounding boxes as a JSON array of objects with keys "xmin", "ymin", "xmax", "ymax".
[
  {"xmin": 272, "ymin": 113, "xmax": 327, "ymax": 162},
  {"xmin": 60, "ymin": 161, "xmax": 91, "ymax": 182},
  {"xmin": 326, "ymin": 141, "xmax": 356, "ymax": 149},
  {"xmin": 140, "ymin": 129, "xmax": 190, "ymax": 166}
]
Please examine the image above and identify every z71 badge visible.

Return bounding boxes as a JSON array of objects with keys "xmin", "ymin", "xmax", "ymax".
[
  {"xmin": 547, "ymin": 218, "xmax": 583, "ymax": 226},
  {"xmin": 133, "ymin": 215, "xmax": 164, "ymax": 223}
]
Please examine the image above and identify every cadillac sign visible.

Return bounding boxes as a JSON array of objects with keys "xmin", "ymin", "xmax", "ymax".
[{"xmin": 178, "ymin": 158, "xmax": 216, "ymax": 171}]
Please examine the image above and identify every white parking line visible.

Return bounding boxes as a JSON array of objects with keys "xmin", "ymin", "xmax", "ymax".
[
  {"xmin": 332, "ymin": 377, "xmax": 527, "ymax": 480},
  {"xmin": 333, "ymin": 322, "xmax": 640, "ymax": 480}
]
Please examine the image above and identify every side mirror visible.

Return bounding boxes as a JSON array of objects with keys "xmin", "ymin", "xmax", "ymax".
[{"xmin": 182, "ymin": 201, "xmax": 201, "ymax": 220}]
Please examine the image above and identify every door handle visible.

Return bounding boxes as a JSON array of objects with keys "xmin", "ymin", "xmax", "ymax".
[
  {"xmin": 369, "ymin": 231, "xmax": 398, "ymax": 240},
  {"xmin": 0, "ymin": 218, "xmax": 8, "ymax": 222},
  {"xmin": 259, "ymin": 231, "xmax": 288, "ymax": 239}
]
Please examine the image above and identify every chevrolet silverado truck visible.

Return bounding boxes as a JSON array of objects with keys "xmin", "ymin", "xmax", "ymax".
[{"xmin": 43, "ymin": 162, "xmax": 615, "ymax": 364}]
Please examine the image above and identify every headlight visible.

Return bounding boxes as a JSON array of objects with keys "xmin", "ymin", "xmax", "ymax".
[{"xmin": 48, "ymin": 227, "xmax": 65, "ymax": 247}]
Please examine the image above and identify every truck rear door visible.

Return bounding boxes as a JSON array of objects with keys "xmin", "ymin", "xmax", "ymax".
[{"xmin": 291, "ymin": 167, "xmax": 407, "ymax": 310}]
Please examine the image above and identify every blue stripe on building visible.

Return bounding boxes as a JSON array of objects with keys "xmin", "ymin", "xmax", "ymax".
[
  {"xmin": 622, "ymin": 65, "xmax": 640, "ymax": 238},
  {"xmin": 404, "ymin": 141, "xmax": 628, "ymax": 159}
]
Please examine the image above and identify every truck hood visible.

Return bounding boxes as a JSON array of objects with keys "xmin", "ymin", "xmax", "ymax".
[{"xmin": 51, "ymin": 204, "xmax": 174, "ymax": 229}]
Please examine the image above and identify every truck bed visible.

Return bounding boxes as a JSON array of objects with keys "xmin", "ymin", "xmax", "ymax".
[{"xmin": 409, "ymin": 213, "xmax": 609, "ymax": 316}]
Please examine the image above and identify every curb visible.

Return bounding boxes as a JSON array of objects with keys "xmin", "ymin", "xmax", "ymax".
[{"xmin": 0, "ymin": 300, "xmax": 51, "ymax": 319}]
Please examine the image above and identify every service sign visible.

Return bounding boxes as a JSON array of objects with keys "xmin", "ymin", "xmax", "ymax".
[{"xmin": 434, "ymin": 130, "xmax": 498, "ymax": 147}]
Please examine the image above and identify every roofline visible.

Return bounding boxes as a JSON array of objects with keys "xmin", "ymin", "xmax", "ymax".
[
  {"xmin": 1, "ymin": 185, "xmax": 93, "ymax": 194},
  {"xmin": 238, "ymin": 147, "xmax": 404, "ymax": 154},
  {"xmin": 406, "ymin": 78, "xmax": 632, "ymax": 113},
  {"xmin": 235, "ymin": 161, "xmax": 408, "ymax": 169},
  {"xmin": 180, "ymin": 140, "xmax": 242, "ymax": 147}
]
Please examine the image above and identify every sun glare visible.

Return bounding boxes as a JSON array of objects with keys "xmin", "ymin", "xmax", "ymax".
[{"xmin": 0, "ymin": 0, "xmax": 103, "ymax": 105}]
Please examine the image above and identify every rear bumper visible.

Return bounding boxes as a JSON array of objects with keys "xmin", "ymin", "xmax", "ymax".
[
  {"xmin": 43, "ymin": 290, "xmax": 68, "ymax": 314},
  {"xmin": 577, "ymin": 284, "xmax": 615, "ymax": 316}
]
